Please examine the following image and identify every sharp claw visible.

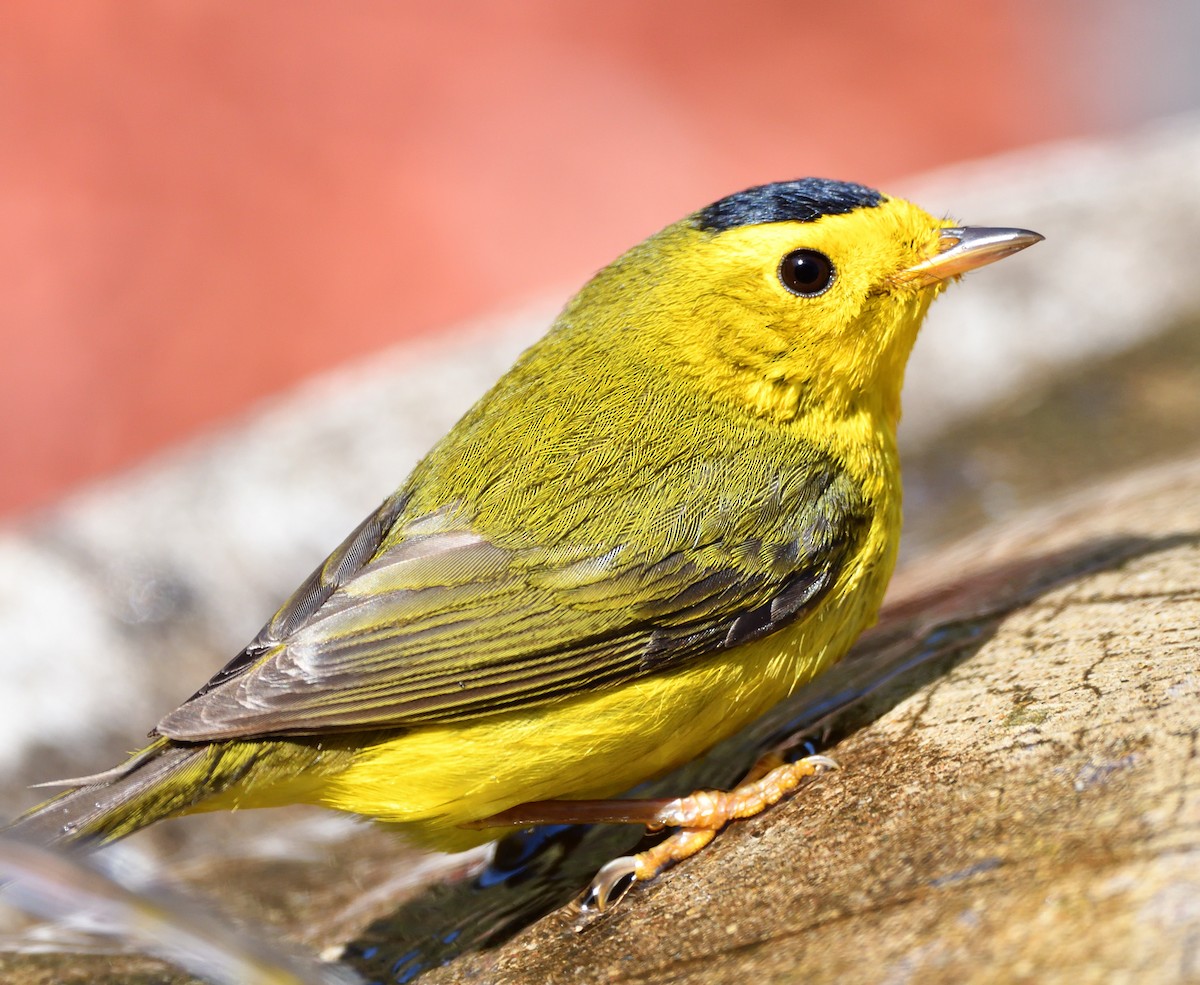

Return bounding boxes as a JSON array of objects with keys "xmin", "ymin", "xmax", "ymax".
[
  {"xmin": 579, "ymin": 855, "xmax": 639, "ymax": 918},
  {"xmin": 799, "ymin": 753, "xmax": 839, "ymax": 771}
]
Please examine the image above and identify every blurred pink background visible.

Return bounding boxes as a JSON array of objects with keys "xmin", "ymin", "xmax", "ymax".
[{"xmin": 1, "ymin": 1, "xmax": 1192, "ymax": 519}]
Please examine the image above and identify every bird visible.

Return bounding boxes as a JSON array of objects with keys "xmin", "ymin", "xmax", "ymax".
[{"xmin": 11, "ymin": 178, "xmax": 1041, "ymax": 902}]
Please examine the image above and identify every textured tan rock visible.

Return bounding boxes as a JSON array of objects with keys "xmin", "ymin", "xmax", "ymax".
[{"xmin": 422, "ymin": 456, "xmax": 1200, "ymax": 984}]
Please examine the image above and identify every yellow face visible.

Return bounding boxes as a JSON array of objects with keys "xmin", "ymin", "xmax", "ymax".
[{"xmin": 639, "ymin": 196, "xmax": 958, "ymax": 422}]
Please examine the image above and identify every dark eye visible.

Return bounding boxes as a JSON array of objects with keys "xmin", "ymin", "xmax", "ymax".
[{"xmin": 778, "ymin": 249, "xmax": 835, "ymax": 297}]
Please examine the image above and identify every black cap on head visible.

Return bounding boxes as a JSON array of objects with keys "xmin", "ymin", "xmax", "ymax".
[{"xmin": 694, "ymin": 178, "xmax": 885, "ymax": 232}]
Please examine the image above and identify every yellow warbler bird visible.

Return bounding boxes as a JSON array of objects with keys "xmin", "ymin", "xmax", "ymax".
[{"xmin": 12, "ymin": 179, "xmax": 1040, "ymax": 893}]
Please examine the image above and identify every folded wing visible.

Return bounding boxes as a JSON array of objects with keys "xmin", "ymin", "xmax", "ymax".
[{"xmin": 158, "ymin": 463, "xmax": 870, "ymax": 740}]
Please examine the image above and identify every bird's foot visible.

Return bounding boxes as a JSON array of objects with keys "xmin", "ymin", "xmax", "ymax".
[{"xmin": 570, "ymin": 753, "xmax": 838, "ymax": 928}]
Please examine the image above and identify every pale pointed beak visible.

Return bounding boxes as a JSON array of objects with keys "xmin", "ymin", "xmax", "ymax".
[{"xmin": 895, "ymin": 226, "xmax": 1044, "ymax": 287}]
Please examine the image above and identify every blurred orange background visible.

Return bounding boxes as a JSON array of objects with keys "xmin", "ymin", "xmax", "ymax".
[{"xmin": 0, "ymin": 1, "xmax": 1189, "ymax": 519}]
